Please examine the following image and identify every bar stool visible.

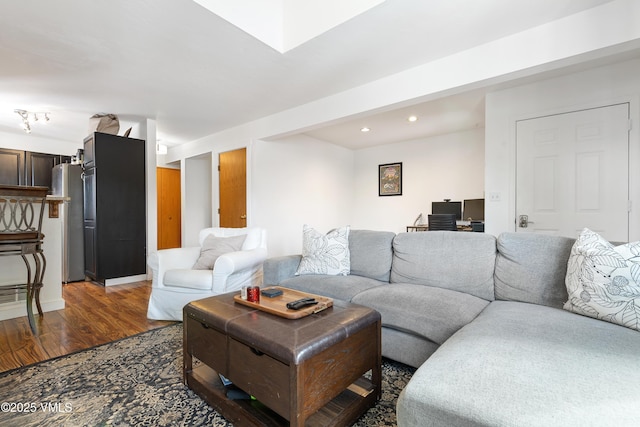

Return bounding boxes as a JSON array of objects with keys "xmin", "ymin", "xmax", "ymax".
[{"xmin": 0, "ymin": 185, "xmax": 48, "ymax": 334}]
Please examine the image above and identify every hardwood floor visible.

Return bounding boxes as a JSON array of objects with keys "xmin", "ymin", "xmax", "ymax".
[{"xmin": 0, "ymin": 280, "xmax": 175, "ymax": 374}]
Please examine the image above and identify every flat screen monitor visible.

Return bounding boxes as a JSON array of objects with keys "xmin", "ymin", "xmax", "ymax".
[
  {"xmin": 432, "ymin": 201, "xmax": 462, "ymax": 220},
  {"xmin": 463, "ymin": 198, "xmax": 485, "ymax": 221}
]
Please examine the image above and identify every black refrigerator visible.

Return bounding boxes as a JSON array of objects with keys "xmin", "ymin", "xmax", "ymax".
[{"xmin": 83, "ymin": 132, "xmax": 146, "ymax": 285}]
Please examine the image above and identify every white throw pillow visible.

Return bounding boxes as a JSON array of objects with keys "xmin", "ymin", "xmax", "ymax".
[
  {"xmin": 295, "ymin": 225, "xmax": 350, "ymax": 276},
  {"xmin": 192, "ymin": 234, "xmax": 247, "ymax": 270},
  {"xmin": 564, "ymin": 228, "xmax": 640, "ymax": 332}
]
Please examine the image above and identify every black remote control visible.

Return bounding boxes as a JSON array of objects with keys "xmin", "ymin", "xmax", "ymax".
[{"xmin": 286, "ymin": 298, "xmax": 318, "ymax": 310}]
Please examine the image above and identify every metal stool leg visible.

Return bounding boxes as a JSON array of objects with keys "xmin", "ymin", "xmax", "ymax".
[
  {"xmin": 34, "ymin": 250, "xmax": 45, "ymax": 316},
  {"xmin": 21, "ymin": 253, "xmax": 38, "ymax": 334}
]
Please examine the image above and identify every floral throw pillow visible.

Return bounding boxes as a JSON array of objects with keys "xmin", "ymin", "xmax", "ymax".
[
  {"xmin": 564, "ymin": 228, "xmax": 640, "ymax": 332},
  {"xmin": 295, "ymin": 225, "xmax": 350, "ymax": 276}
]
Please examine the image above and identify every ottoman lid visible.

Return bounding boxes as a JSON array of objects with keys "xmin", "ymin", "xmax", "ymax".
[{"xmin": 186, "ymin": 292, "xmax": 380, "ymax": 364}]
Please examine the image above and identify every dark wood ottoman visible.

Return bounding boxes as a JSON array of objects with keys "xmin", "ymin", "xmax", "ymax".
[{"xmin": 184, "ymin": 291, "xmax": 381, "ymax": 426}]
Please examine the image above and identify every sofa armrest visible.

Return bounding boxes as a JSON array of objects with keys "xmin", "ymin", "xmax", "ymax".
[{"xmin": 263, "ymin": 255, "xmax": 302, "ymax": 285}]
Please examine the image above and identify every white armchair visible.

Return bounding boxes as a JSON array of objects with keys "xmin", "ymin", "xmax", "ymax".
[{"xmin": 147, "ymin": 227, "xmax": 267, "ymax": 321}]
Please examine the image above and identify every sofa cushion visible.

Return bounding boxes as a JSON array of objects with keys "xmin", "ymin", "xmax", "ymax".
[
  {"xmin": 564, "ymin": 228, "xmax": 640, "ymax": 332},
  {"xmin": 280, "ymin": 275, "xmax": 385, "ymax": 302},
  {"xmin": 296, "ymin": 225, "xmax": 350, "ymax": 276},
  {"xmin": 380, "ymin": 328, "xmax": 438, "ymax": 369},
  {"xmin": 348, "ymin": 229, "xmax": 395, "ymax": 281},
  {"xmin": 397, "ymin": 301, "xmax": 640, "ymax": 427},
  {"xmin": 390, "ymin": 231, "xmax": 496, "ymax": 301},
  {"xmin": 352, "ymin": 283, "xmax": 489, "ymax": 345},
  {"xmin": 495, "ymin": 232, "xmax": 574, "ymax": 308}
]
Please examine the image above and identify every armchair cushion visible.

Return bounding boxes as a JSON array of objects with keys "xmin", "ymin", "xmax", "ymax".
[
  {"xmin": 192, "ymin": 234, "xmax": 247, "ymax": 270},
  {"xmin": 164, "ymin": 269, "xmax": 212, "ymax": 290}
]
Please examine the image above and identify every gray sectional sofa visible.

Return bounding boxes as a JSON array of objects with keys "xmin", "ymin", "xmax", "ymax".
[{"xmin": 263, "ymin": 230, "xmax": 640, "ymax": 426}]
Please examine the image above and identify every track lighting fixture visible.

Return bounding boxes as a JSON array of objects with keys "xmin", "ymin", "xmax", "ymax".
[{"xmin": 14, "ymin": 109, "xmax": 51, "ymax": 133}]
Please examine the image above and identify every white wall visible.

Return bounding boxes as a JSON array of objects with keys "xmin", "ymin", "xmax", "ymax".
[
  {"xmin": 485, "ymin": 58, "xmax": 640, "ymax": 240},
  {"xmin": 252, "ymin": 134, "xmax": 355, "ymax": 256},
  {"xmin": 352, "ymin": 129, "xmax": 484, "ymax": 234},
  {"xmin": 142, "ymin": 119, "xmax": 158, "ymax": 261},
  {"xmin": 183, "ymin": 154, "xmax": 213, "ymax": 246},
  {"xmin": 0, "ymin": 131, "xmax": 81, "ymax": 156},
  {"xmin": 175, "ymin": 128, "xmax": 483, "ymax": 256},
  {"xmin": 168, "ymin": 132, "xmax": 355, "ymax": 257}
]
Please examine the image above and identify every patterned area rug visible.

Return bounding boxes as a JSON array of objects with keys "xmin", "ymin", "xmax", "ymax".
[{"xmin": 0, "ymin": 324, "xmax": 415, "ymax": 426}]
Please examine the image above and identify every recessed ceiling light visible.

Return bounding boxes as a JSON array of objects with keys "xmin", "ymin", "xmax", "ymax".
[
  {"xmin": 407, "ymin": 115, "xmax": 418, "ymax": 122},
  {"xmin": 361, "ymin": 127, "xmax": 370, "ymax": 132}
]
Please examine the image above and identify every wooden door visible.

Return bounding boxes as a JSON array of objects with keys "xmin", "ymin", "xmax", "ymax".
[
  {"xmin": 516, "ymin": 103, "xmax": 629, "ymax": 241},
  {"xmin": 219, "ymin": 148, "xmax": 246, "ymax": 228},
  {"xmin": 157, "ymin": 167, "xmax": 181, "ymax": 249}
]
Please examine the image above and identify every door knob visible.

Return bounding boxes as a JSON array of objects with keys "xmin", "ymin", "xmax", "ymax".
[
  {"xmin": 518, "ymin": 215, "xmax": 534, "ymax": 228},
  {"xmin": 240, "ymin": 214, "xmax": 247, "ymax": 219}
]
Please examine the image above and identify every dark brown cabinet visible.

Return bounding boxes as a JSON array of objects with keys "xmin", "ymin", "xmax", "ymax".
[
  {"xmin": 82, "ymin": 132, "xmax": 146, "ymax": 284},
  {"xmin": 0, "ymin": 148, "xmax": 70, "ymax": 191},
  {"xmin": 26, "ymin": 152, "xmax": 71, "ymax": 192},
  {"xmin": 0, "ymin": 148, "xmax": 25, "ymax": 186}
]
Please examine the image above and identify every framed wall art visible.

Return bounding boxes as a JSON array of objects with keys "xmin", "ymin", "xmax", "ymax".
[{"xmin": 379, "ymin": 162, "xmax": 402, "ymax": 196}]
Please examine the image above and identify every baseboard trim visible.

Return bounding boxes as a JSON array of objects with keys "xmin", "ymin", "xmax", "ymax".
[
  {"xmin": 104, "ymin": 274, "xmax": 148, "ymax": 287},
  {"xmin": 0, "ymin": 298, "xmax": 66, "ymax": 321}
]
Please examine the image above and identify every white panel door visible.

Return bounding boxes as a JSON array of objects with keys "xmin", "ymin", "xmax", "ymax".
[{"xmin": 516, "ymin": 103, "xmax": 630, "ymax": 241}]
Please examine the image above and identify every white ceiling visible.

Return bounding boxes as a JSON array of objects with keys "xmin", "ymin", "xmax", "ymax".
[
  {"xmin": 0, "ymin": 0, "xmax": 622, "ymax": 149},
  {"xmin": 303, "ymin": 89, "xmax": 487, "ymax": 149}
]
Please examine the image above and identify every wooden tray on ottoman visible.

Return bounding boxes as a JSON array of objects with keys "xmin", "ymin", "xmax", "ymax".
[{"xmin": 233, "ymin": 286, "xmax": 333, "ymax": 319}]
